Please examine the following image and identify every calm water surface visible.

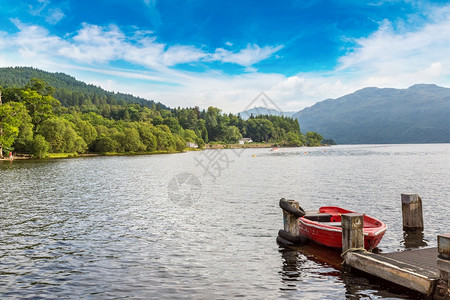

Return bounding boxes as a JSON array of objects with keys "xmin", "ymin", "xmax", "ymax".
[{"xmin": 0, "ymin": 144, "xmax": 449, "ymax": 299}]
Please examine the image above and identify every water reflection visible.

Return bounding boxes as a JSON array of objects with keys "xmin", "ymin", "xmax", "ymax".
[
  {"xmin": 402, "ymin": 230, "xmax": 429, "ymax": 249},
  {"xmin": 341, "ymin": 271, "xmax": 423, "ymax": 299},
  {"xmin": 278, "ymin": 244, "xmax": 342, "ymax": 291},
  {"xmin": 279, "ymin": 243, "xmax": 424, "ymax": 299}
]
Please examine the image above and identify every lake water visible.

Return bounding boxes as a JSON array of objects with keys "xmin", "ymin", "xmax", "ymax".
[{"xmin": 0, "ymin": 144, "xmax": 449, "ymax": 299}]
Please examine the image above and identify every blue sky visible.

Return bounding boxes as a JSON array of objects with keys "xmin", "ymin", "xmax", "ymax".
[{"xmin": 1, "ymin": 0, "xmax": 450, "ymax": 112}]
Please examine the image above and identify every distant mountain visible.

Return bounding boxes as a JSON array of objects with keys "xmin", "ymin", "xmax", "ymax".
[
  {"xmin": 294, "ymin": 84, "xmax": 450, "ymax": 144},
  {"xmin": 0, "ymin": 66, "xmax": 168, "ymax": 109},
  {"xmin": 239, "ymin": 107, "xmax": 296, "ymax": 120}
]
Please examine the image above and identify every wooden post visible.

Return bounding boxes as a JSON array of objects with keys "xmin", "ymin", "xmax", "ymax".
[
  {"xmin": 436, "ymin": 233, "xmax": 450, "ymax": 299},
  {"xmin": 342, "ymin": 213, "xmax": 364, "ymax": 254},
  {"xmin": 401, "ymin": 193, "xmax": 424, "ymax": 230},
  {"xmin": 282, "ymin": 200, "xmax": 300, "ymax": 237}
]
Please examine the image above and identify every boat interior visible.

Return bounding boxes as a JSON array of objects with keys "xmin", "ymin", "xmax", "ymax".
[{"xmin": 304, "ymin": 211, "xmax": 342, "ymax": 227}]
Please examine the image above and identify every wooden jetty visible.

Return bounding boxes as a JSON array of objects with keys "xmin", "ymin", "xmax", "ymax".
[{"xmin": 279, "ymin": 193, "xmax": 450, "ymax": 299}]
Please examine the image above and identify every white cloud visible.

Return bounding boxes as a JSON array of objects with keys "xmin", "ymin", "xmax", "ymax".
[
  {"xmin": 163, "ymin": 45, "xmax": 207, "ymax": 66},
  {"xmin": 3, "ymin": 21, "xmax": 280, "ymax": 72},
  {"xmin": 45, "ymin": 8, "xmax": 65, "ymax": 25},
  {"xmin": 2, "ymin": 3, "xmax": 450, "ymax": 114},
  {"xmin": 337, "ymin": 5, "xmax": 450, "ymax": 88},
  {"xmin": 211, "ymin": 44, "xmax": 283, "ymax": 68},
  {"xmin": 28, "ymin": 0, "xmax": 65, "ymax": 24}
]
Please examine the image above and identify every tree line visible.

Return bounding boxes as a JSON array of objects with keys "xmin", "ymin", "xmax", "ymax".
[{"xmin": 0, "ymin": 78, "xmax": 323, "ymax": 158}]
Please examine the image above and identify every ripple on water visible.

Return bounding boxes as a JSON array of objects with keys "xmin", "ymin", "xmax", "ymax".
[{"xmin": 0, "ymin": 144, "xmax": 449, "ymax": 299}]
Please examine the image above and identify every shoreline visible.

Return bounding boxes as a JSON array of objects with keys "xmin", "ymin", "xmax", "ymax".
[
  {"xmin": 205, "ymin": 143, "xmax": 278, "ymax": 149},
  {"xmin": 0, "ymin": 143, "xmax": 307, "ymax": 161}
]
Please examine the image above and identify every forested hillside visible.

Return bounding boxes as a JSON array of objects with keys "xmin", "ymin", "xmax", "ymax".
[
  {"xmin": 0, "ymin": 68, "xmax": 319, "ymax": 158},
  {"xmin": 0, "ymin": 67, "xmax": 168, "ymax": 109}
]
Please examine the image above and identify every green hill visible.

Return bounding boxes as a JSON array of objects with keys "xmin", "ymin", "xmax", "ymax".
[
  {"xmin": 294, "ymin": 84, "xmax": 450, "ymax": 144},
  {"xmin": 0, "ymin": 66, "xmax": 168, "ymax": 109}
]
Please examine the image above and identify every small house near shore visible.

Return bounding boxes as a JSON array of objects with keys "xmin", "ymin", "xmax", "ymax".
[
  {"xmin": 239, "ymin": 138, "xmax": 253, "ymax": 144},
  {"xmin": 186, "ymin": 142, "xmax": 198, "ymax": 148}
]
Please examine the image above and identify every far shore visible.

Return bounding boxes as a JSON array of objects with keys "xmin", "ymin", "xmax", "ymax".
[
  {"xmin": 205, "ymin": 142, "xmax": 278, "ymax": 149},
  {"xmin": 0, "ymin": 143, "xmax": 309, "ymax": 161}
]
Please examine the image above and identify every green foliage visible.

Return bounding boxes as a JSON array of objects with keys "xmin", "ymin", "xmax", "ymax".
[
  {"xmin": 0, "ymin": 72, "xmax": 323, "ymax": 158},
  {"xmin": 137, "ymin": 123, "xmax": 157, "ymax": 151},
  {"xmin": 246, "ymin": 119, "xmax": 275, "ymax": 142},
  {"xmin": 0, "ymin": 67, "xmax": 168, "ymax": 110},
  {"xmin": 95, "ymin": 135, "xmax": 120, "ymax": 153},
  {"xmin": 38, "ymin": 117, "xmax": 87, "ymax": 153},
  {"xmin": 222, "ymin": 126, "xmax": 242, "ymax": 143},
  {"xmin": 183, "ymin": 129, "xmax": 198, "ymax": 142},
  {"xmin": 286, "ymin": 131, "xmax": 303, "ymax": 147},
  {"xmin": 31, "ymin": 134, "xmax": 49, "ymax": 158},
  {"xmin": 20, "ymin": 89, "xmax": 60, "ymax": 127},
  {"xmin": 122, "ymin": 128, "xmax": 146, "ymax": 152},
  {"xmin": 13, "ymin": 119, "xmax": 34, "ymax": 153},
  {"xmin": 0, "ymin": 101, "xmax": 28, "ymax": 156},
  {"xmin": 305, "ymin": 131, "xmax": 323, "ymax": 146}
]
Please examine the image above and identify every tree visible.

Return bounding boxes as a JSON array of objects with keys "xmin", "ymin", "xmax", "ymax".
[
  {"xmin": 183, "ymin": 129, "xmax": 198, "ymax": 142},
  {"xmin": 70, "ymin": 116, "xmax": 98, "ymax": 149},
  {"xmin": 163, "ymin": 117, "xmax": 183, "ymax": 134},
  {"xmin": 0, "ymin": 92, "xmax": 28, "ymax": 157},
  {"xmin": 38, "ymin": 117, "xmax": 87, "ymax": 153},
  {"xmin": 137, "ymin": 123, "xmax": 157, "ymax": 152},
  {"xmin": 122, "ymin": 128, "xmax": 146, "ymax": 152},
  {"xmin": 16, "ymin": 78, "xmax": 61, "ymax": 128},
  {"xmin": 222, "ymin": 126, "xmax": 242, "ymax": 143},
  {"xmin": 31, "ymin": 134, "xmax": 49, "ymax": 158},
  {"xmin": 245, "ymin": 119, "xmax": 275, "ymax": 142},
  {"xmin": 95, "ymin": 135, "xmax": 120, "ymax": 153},
  {"xmin": 306, "ymin": 131, "xmax": 323, "ymax": 146},
  {"xmin": 13, "ymin": 119, "xmax": 34, "ymax": 153},
  {"xmin": 20, "ymin": 89, "xmax": 60, "ymax": 127},
  {"xmin": 25, "ymin": 78, "xmax": 55, "ymax": 96},
  {"xmin": 286, "ymin": 131, "xmax": 303, "ymax": 147}
]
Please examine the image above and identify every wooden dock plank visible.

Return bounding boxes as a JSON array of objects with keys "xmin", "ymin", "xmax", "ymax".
[
  {"xmin": 381, "ymin": 247, "xmax": 439, "ymax": 274},
  {"xmin": 344, "ymin": 250, "xmax": 439, "ymax": 295}
]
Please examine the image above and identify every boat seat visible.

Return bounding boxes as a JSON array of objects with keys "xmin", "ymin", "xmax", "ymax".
[
  {"xmin": 304, "ymin": 212, "xmax": 332, "ymax": 222},
  {"xmin": 319, "ymin": 222, "xmax": 342, "ymax": 227}
]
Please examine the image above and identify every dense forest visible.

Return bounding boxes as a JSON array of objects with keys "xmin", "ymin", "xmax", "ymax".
[{"xmin": 0, "ymin": 67, "xmax": 323, "ymax": 158}]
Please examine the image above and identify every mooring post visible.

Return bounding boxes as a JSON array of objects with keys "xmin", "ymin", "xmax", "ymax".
[
  {"xmin": 282, "ymin": 200, "xmax": 300, "ymax": 237},
  {"xmin": 401, "ymin": 193, "xmax": 424, "ymax": 231},
  {"xmin": 342, "ymin": 213, "xmax": 364, "ymax": 254},
  {"xmin": 435, "ymin": 233, "xmax": 450, "ymax": 299}
]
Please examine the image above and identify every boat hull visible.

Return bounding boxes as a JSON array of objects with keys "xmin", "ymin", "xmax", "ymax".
[{"xmin": 298, "ymin": 206, "xmax": 387, "ymax": 250}]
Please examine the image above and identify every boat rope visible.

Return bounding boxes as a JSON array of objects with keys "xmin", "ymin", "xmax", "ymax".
[{"xmin": 340, "ymin": 247, "xmax": 368, "ymax": 258}]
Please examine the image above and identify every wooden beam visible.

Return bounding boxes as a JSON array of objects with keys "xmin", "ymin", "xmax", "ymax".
[
  {"xmin": 345, "ymin": 252, "xmax": 437, "ymax": 295},
  {"xmin": 401, "ymin": 193, "xmax": 424, "ymax": 230}
]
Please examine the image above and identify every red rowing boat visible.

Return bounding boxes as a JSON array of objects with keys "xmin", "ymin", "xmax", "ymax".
[{"xmin": 299, "ymin": 206, "xmax": 387, "ymax": 250}]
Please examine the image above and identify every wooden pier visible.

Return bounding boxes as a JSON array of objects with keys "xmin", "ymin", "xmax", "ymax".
[
  {"xmin": 343, "ymin": 227, "xmax": 449, "ymax": 298},
  {"xmin": 279, "ymin": 194, "xmax": 450, "ymax": 299}
]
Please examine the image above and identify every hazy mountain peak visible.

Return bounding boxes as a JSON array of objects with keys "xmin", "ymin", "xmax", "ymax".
[{"xmin": 294, "ymin": 84, "xmax": 450, "ymax": 144}]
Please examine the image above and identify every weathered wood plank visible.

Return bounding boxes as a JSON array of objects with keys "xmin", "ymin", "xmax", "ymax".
[{"xmin": 345, "ymin": 251, "xmax": 438, "ymax": 295}]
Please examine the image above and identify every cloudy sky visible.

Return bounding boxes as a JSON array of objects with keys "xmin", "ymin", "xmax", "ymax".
[{"xmin": 1, "ymin": 0, "xmax": 450, "ymax": 112}]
